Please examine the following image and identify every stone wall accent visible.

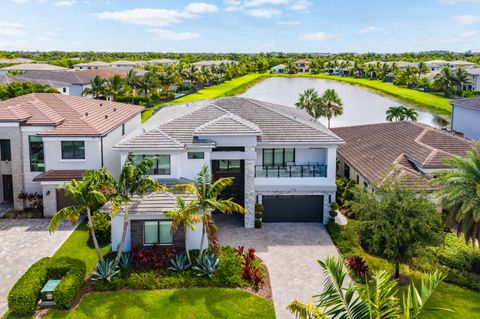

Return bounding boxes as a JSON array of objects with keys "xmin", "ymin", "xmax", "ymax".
[
  {"xmin": 42, "ymin": 184, "xmax": 58, "ymax": 217},
  {"xmin": 130, "ymin": 220, "xmax": 185, "ymax": 252},
  {"xmin": 0, "ymin": 126, "xmax": 24, "ymax": 210},
  {"xmin": 244, "ymin": 146, "xmax": 256, "ymax": 228}
]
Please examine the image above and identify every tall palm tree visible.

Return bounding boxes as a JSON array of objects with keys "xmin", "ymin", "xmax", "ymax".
[
  {"xmin": 417, "ymin": 61, "xmax": 430, "ymax": 76},
  {"xmin": 126, "ymin": 69, "xmax": 139, "ymax": 96},
  {"xmin": 110, "ymin": 153, "xmax": 165, "ymax": 266},
  {"xmin": 173, "ymin": 164, "xmax": 246, "ymax": 257},
  {"xmin": 320, "ymin": 89, "xmax": 343, "ymax": 128},
  {"xmin": 453, "ymin": 67, "xmax": 472, "ymax": 91},
  {"xmin": 433, "ymin": 67, "xmax": 455, "ymax": 97},
  {"xmin": 295, "ymin": 88, "xmax": 321, "ymax": 118},
  {"xmin": 82, "ymin": 75, "xmax": 106, "ymax": 98},
  {"xmin": 165, "ymin": 196, "xmax": 201, "ymax": 265},
  {"xmin": 136, "ymin": 72, "xmax": 157, "ymax": 97},
  {"xmin": 105, "ymin": 75, "xmax": 126, "ymax": 101},
  {"xmin": 386, "ymin": 106, "xmax": 406, "ymax": 122},
  {"xmin": 430, "ymin": 143, "xmax": 480, "ymax": 246},
  {"xmin": 403, "ymin": 107, "xmax": 418, "ymax": 121},
  {"xmin": 287, "ymin": 257, "xmax": 447, "ymax": 319},
  {"xmin": 49, "ymin": 168, "xmax": 114, "ymax": 263}
]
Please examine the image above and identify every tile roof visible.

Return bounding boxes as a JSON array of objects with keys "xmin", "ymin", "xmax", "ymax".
[
  {"xmin": 73, "ymin": 61, "xmax": 111, "ymax": 67},
  {"xmin": 77, "ymin": 67, "xmax": 146, "ymax": 79},
  {"xmin": 193, "ymin": 60, "xmax": 237, "ymax": 67},
  {"xmin": 116, "ymin": 128, "xmax": 184, "ymax": 150},
  {"xmin": 450, "ymin": 97, "xmax": 480, "ymax": 110},
  {"xmin": 15, "ymin": 71, "xmax": 92, "ymax": 85},
  {"xmin": 0, "ymin": 63, "xmax": 69, "ymax": 71},
  {"xmin": 332, "ymin": 122, "xmax": 472, "ymax": 190},
  {"xmin": 33, "ymin": 170, "xmax": 86, "ymax": 182},
  {"xmin": 0, "ymin": 93, "xmax": 143, "ymax": 136},
  {"xmin": 0, "ymin": 58, "xmax": 34, "ymax": 64},
  {"xmin": 116, "ymin": 97, "xmax": 342, "ymax": 150}
]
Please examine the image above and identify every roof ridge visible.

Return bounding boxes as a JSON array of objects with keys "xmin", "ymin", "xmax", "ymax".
[
  {"xmin": 193, "ymin": 110, "xmax": 261, "ymax": 135},
  {"xmin": 153, "ymin": 128, "xmax": 184, "ymax": 147}
]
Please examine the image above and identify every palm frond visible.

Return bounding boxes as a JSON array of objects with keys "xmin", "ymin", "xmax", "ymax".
[
  {"xmin": 287, "ymin": 300, "xmax": 326, "ymax": 319},
  {"xmin": 49, "ymin": 205, "xmax": 83, "ymax": 233}
]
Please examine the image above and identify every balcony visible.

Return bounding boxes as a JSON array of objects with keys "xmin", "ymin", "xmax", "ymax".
[{"xmin": 255, "ymin": 164, "xmax": 327, "ymax": 178}]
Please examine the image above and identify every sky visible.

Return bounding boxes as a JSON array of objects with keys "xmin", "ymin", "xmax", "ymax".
[{"xmin": 0, "ymin": 0, "xmax": 480, "ymax": 53}]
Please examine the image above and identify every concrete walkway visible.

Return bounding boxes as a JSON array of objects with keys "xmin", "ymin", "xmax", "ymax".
[
  {"xmin": 0, "ymin": 219, "xmax": 76, "ymax": 317},
  {"xmin": 217, "ymin": 217, "xmax": 341, "ymax": 319}
]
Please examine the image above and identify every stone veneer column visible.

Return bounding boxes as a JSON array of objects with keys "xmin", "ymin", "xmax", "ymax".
[{"xmin": 244, "ymin": 147, "xmax": 256, "ymax": 228}]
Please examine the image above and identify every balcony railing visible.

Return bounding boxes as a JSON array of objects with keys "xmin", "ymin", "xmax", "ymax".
[{"xmin": 255, "ymin": 164, "xmax": 327, "ymax": 178}]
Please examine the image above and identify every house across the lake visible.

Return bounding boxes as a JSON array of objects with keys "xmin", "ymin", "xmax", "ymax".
[
  {"xmin": 450, "ymin": 97, "xmax": 480, "ymax": 140},
  {"xmin": 332, "ymin": 121, "xmax": 472, "ymax": 191},
  {"xmin": 294, "ymin": 60, "xmax": 311, "ymax": 73},
  {"xmin": 271, "ymin": 64, "xmax": 288, "ymax": 73},
  {"xmin": 0, "ymin": 93, "xmax": 143, "ymax": 215}
]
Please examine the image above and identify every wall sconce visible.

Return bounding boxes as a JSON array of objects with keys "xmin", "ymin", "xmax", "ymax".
[{"xmin": 46, "ymin": 191, "xmax": 50, "ymax": 196}]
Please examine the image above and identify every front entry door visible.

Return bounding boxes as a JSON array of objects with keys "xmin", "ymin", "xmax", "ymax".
[
  {"xmin": 2, "ymin": 175, "xmax": 13, "ymax": 203},
  {"xmin": 211, "ymin": 160, "xmax": 245, "ymax": 206}
]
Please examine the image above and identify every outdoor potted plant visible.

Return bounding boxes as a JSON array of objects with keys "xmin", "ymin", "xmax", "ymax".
[
  {"xmin": 329, "ymin": 202, "xmax": 339, "ymax": 223},
  {"xmin": 254, "ymin": 203, "xmax": 264, "ymax": 229}
]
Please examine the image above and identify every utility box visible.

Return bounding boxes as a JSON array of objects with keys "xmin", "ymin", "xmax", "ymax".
[{"xmin": 40, "ymin": 279, "xmax": 61, "ymax": 306}]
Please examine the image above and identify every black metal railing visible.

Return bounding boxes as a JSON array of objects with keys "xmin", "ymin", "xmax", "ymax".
[{"xmin": 255, "ymin": 165, "xmax": 327, "ymax": 178}]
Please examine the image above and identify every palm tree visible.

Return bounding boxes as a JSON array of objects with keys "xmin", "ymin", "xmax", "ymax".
[
  {"xmin": 319, "ymin": 89, "xmax": 343, "ymax": 128},
  {"xmin": 126, "ymin": 69, "xmax": 139, "ymax": 96},
  {"xmin": 136, "ymin": 72, "xmax": 157, "ymax": 97},
  {"xmin": 82, "ymin": 75, "xmax": 106, "ymax": 98},
  {"xmin": 287, "ymin": 257, "xmax": 447, "ymax": 319},
  {"xmin": 173, "ymin": 164, "xmax": 246, "ymax": 257},
  {"xmin": 110, "ymin": 153, "xmax": 165, "ymax": 266},
  {"xmin": 403, "ymin": 107, "xmax": 418, "ymax": 121},
  {"xmin": 49, "ymin": 168, "xmax": 114, "ymax": 263},
  {"xmin": 295, "ymin": 88, "xmax": 321, "ymax": 118},
  {"xmin": 430, "ymin": 143, "xmax": 480, "ymax": 246},
  {"xmin": 286, "ymin": 60, "xmax": 296, "ymax": 74},
  {"xmin": 105, "ymin": 75, "xmax": 126, "ymax": 101},
  {"xmin": 453, "ymin": 67, "xmax": 472, "ymax": 91},
  {"xmin": 386, "ymin": 106, "xmax": 406, "ymax": 122},
  {"xmin": 417, "ymin": 61, "xmax": 430, "ymax": 76},
  {"xmin": 165, "ymin": 196, "xmax": 201, "ymax": 265},
  {"xmin": 433, "ymin": 67, "xmax": 455, "ymax": 97}
]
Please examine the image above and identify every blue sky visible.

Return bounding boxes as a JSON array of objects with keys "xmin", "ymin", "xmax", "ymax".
[{"xmin": 1, "ymin": 0, "xmax": 480, "ymax": 52}]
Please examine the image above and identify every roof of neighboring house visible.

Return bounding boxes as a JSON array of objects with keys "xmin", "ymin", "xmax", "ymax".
[
  {"xmin": 0, "ymin": 63, "xmax": 69, "ymax": 71},
  {"xmin": 384, "ymin": 61, "xmax": 418, "ymax": 68},
  {"xmin": 465, "ymin": 66, "xmax": 480, "ymax": 75},
  {"xmin": 146, "ymin": 59, "xmax": 179, "ymax": 65},
  {"xmin": 77, "ymin": 67, "xmax": 146, "ymax": 79},
  {"xmin": 0, "ymin": 93, "xmax": 144, "ymax": 136},
  {"xmin": 0, "ymin": 58, "xmax": 34, "ymax": 64},
  {"xmin": 271, "ymin": 64, "xmax": 287, "ymax": 69},
  {"xmin": 448, "ymin": 60, "xmax": 476, "ymax": 66},
  {"xmin": 33, "ymin": 169, "xmax": 86, "ymax": 182},
  {"xmin": 73, "ymin": 61, "xmax": 111, "ymax": 68},
  {"xmin": 450, "ymin": 97, "xmax": 480, "ymax": 110},
  {"xmin": 10, "ymin": 71, "xmax": 92, "ymax": 85},
  {"xmin": 116, "ymin": 97, "xmax": 343, "ymax": 150},
  {"xmin": 332, "ymin": 122, "xmax": 472, "ymax": 190},
  {"xmin": 110, "ymin": 60, "xmax": 137, "ymax": 66},
  {"xmin": 192, "ymin": 60, "xmax": 237, "ymax": 67}
]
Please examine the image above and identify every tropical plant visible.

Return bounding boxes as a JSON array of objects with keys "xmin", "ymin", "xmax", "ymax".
[
  {"xmin": 49, "ymin": 168, "xmax": 114, "ymax": 263},
  {"xmin": 172, "ymin": 164, "xmax": 246, "ymax": 258},
  {"xmin": 126, "ymin": 69, "xmax": 139, "ymax": 96},
  {"xmin": 287, "ymin": 257, "xmax": 448, "ymax": 319},
  {"xmin": 452, "ymin": 67, "xmax": 472, "ymax": 91},
  {"xmin": 432, "ymin": 67, "xmax": 456, "ymax": 97},
  {"xmin": 386, "ymin": 106, "xmax": 406, "ymax": 122},
  {"xmin": 430, "ymin": 143, "xmax": 480, "ymax": 247},
  {"xmin": 402, "ymin": 107, "xmax": 418, "ymax": 121},
  {"xmin": 117, "ymin": 252, "xmax": 132, "ymax": 270},
  {"xmin": 110, "ymin": 153, "xmax": 165, "ymax": 267},
  {"xmin": 193, "ymin": 251, "xmax": 220, "ymax": 278},
  {"xmin": 295, "ymin": 88, "xmax": 321, "ymax": 118},
  {"xmin": 319, "ymin": 89, "xmax": 343, "ymax": 128},
  {"xmin": 104, "ymin": 75, "xmax": 126, "ymax": 101},
  {"xmin": 82, "ymin": 75, "xmax": 106, "ymax": 98},
  {"xmin": 136, "ymin": 72, "xmax": 158, "ymax": 97},
  {"xmin": 168, "ymin": 254, "xmax": 190, "ymax": 272},
  {"xmin": 92, "ymin": 258, "xmax": 119, "ymax": 281},
  {"xmin": 345, "ymin": 255, "xmax": 369, "ymax": 277},
  {"xmin": 417, "ymin": 61, "xmax": 430, "ymax": 76},
  {"xmin": 0, "ymin": 82, "xmax": 58, "ymax": 100}
]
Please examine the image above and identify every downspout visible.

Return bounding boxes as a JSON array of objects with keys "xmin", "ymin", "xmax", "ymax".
[{"xmin": 101, "ymin": 136, "xmax": 104, "ymax": 167}]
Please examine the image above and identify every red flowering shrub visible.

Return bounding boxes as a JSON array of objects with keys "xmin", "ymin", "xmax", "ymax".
[
  {"xmin": 346, "ymin": 255, "xmax": 369, "ymax": 277},
  {"xmin": 236, "ymin": 246, "xmax": 265, "ymax": 290},
  {"xmin": 132, "ymin": 245, "xmax": 176, "ymax": 270}
]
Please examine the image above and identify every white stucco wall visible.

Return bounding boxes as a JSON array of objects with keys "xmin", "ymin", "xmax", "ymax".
[
  {"xmin": 43, "ymin": 137, "xmax": 102, "ymax": 171},
  {"xmin": 179, "ymin": 148, "xmax": 211, "ymax": 180},
  {"xmin": 20, "ymin": 126, "xmax": 51, "ymax": 194},
  {"xmin": 451, "ymin": 105, "xmax": 480, "ymax": 140},
  {"xmin": 111, "ymin": 215, "xmax": 131, "ymax": 252}
]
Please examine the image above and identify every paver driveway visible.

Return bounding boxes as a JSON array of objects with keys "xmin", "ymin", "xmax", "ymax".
[
  {"xmin": 0, "ymin": 219, "xmax": 76, "ymax": 317},
  {"xmin": 217, "ymin": 217, "xmax": 341, "ymax": 319}
]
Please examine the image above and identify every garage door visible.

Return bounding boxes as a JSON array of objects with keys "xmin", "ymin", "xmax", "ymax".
[{"xmin": 262, "ymin": 195, "xmax": 324, "ymax": 222}]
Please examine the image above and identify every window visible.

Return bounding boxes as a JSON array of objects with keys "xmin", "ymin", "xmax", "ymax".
[
  {"xmin": 356, "ymin": 175, "xmax": 360, "ymax": 184},
  {"xmin": 344, "ymin": 163, "xmax": 350, "ymax": 179},
  {"xmin": 188, "ymin": 152, "xmax": 204, "ymax": 159},
  {"xmin": 121, "ymin": 123, "xmax": 125, "ymax": 136},
  {"xmin": 62, "ymin": 88, "xmax": 67, "ymax": 93},
  {"xmin": 134, "ymin": 155, "xmax": 171, "ymax": 175},
  {"xmin": 61, "ymin": 141, "xmax": 85, "ymax": 160},
  {"xmin": 29, "ymin": 136, "xmax": 44, "ymax": 172},
  {"xmin": 143, "ymin": 221, "xmax": 173, "ymax": 245},
  {"xmin": 262, "ymin": 148, "xmax": 295, "ymax": 166},
  {"xmin": 0, "ymin": 140, "xmax": 11, "ymax": 161},
  {"xmin": 212, "ymin": 147, "xmax": 245, "ymax": 152},
  {"xmin": 213, "ymin": 160, "xmax": 241, "ymax": 173}
]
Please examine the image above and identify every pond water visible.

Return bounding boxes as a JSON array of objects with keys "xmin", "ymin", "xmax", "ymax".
[{"xmin": 240, "ymin": 77, "xmax": 448, "ymax": 128}]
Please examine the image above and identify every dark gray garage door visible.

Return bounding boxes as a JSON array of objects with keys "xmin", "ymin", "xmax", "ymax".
[{"xmin": 262, "ymin": 195, "xmax": 324, "ymax": 222}]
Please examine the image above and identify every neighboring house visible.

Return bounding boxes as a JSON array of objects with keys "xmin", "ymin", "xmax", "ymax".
[
  {"xmin": 72, "ymin": 61, "xmax": 111, "ymax": 70},
  {"xmin": 0, "ymin": 93, "xmax": 143, "ymax": 215},
  {"xmin": 109, "ymin": 60, "xmax": 138, "ymax": 69},
  {"xmin": 270, "ymin": 64, "xmax": 288, "ymax": 73},
  {"xmin": 425, "ymin": 60, "xmax": 450, "ymax": 72},
  {"xmin": 192, "ymin": 60, "xmax": 237, "ymax": 68},
  {"xmin": 146, "ymin": 59, "xmax": 180, "ymax": 66},
  {"xmin": 294, "ymin": 60, "xmax": 311, "ymax": 73},
  {"xmin": 0, "ymin": 63, "xmax": 69, "ymax": 75},
  {"xmin": 384, "ymin": 61, "xmax": 419, "ymax": 69},
  {"xmin": 450, "ymin": 97, "xmax": 480, "ymax": 140},
  {"xmin": 464, "ymin": 66, "xmax": 480, "ymax": 91},
  {"xmin": 111, "ymin": 97, "xmax": 342, "ymax": 252},
  {"xmin": 77, "ymin": 67, "xmax": 146, "ymax": 79},
  {"xmin": 332, "ymin": 122, "xmax": 472, "ymax": 191},
  {"xmin": 0, "ymin": 74, "xmax": 69, "ymax": 94}
]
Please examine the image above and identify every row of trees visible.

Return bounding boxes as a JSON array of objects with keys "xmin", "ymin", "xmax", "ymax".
[{"xmin": 0, "ymin": 82, "xmax": 58, "ymax": 101}]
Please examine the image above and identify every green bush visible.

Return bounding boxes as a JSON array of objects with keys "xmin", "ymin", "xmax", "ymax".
[
  {"xmin": 214, "ymin": 246, "xmax": 245, "ymax": 287},
  {"xmin": 89, "ymin": 211, "xmax": 111, "ymax": 245},
  {"xmin": 432, "ymin": 233, "xmax": 480, "ymax": 272},
  {"xmin": 326, "ymin": 221, "xmax": 354, "ymax": 256},
  {"xmin": 7, "ymin": 257, "xmax": 86, "ymax": 315}
]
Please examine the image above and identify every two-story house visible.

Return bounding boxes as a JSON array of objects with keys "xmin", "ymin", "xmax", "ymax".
[
  {"xmin": 294, "ymin": 60, "xmax": 311, "ymax": 73},
  {"xmin": 0, "ymin": 93, "xmax": 143, "ymax": 215},
  {"xmin": 450, "ymin": 97, "xmax": 480, "ymax": 140},
  {"xmin": 111, "ymin": 97, "xmax": 342, "ymax": 251}
]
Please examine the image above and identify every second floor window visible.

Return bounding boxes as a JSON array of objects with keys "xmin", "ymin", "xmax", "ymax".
[
  {"xmin": 29, "ymin": 136, "xmax": 44, "ymax": 172},
  {"xmin": 0, "ymin": 139, "xmax": 11, "ymax": 161},
  {"xmin": 262, "ymin": 148, "xmax": 295, "ymax": 166},
  {"xmin": 134, "ymin": 154, "xmax": 171, "ymax": 175},
  {"xmin": 61, "ymin": 141, "xmax": 85, "ymax": 160}
]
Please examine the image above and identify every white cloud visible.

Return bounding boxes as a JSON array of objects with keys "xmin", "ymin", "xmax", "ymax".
[
  {"xmin": 290, "ymin": 0, "xmax": 311, "ymax": 11},
  {"xmin": 297, "ymin": 31, "xmax": 338, "ymax": 41},
  {"xmin": 278, "ymin": 20, "xmax": 299, "ymax": 25},
  {"xmin": 441, "ymin": 0, "xmax": 480, "ymax": 4},
  {"xmin": 359, "ymin": 26, "xmax": 383, "ymax": 33},
  {"xmin": 0, "ymin": 21, "xmax": 26, "ymax": 36},
  {"xmin": 185, "ymin": 2, "xmax": 219, "ymax": 14},
  {"xmin": 246, "ymin": 7, "xmax": 281, "ymax": 17},
  {"xmin": 244, "ymin": 0, "xmax": 288, "ymax": 6},
  {"xmin": 0, "ymin": 40, "xmax": 30, "ymax": 50},
  {"xmin": 148, "ymin": 28, "xmax": 200, "ymax": 41},
  {"xmin": 459, "ymin": 30, "xmax": 478, "ymax": 37},
  {"xmin": 452, "ymin": 14, "xmax": 480, "ymax": 24},
  {"xmin": 54, "ymin": 0, "xmax": 76, "ymax": 6}
]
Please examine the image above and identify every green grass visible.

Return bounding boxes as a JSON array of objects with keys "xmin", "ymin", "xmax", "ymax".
[
  {"xmin": 272, "ymin": 73, "xmax": 452, "ymax": 115},
  {"xmin": 339, "ymin": 221, "xmax": 480, "ymax": 319},
  {"xmin": 43, "ymin": 288, "xmax": 275, "ymax": 319},
  {"xmin": 141, "ymin": 73, "xmax": 268, "ymax": 122},
  {"xmin": 53, "ymin": 223, "xmax": 111, "ymax": 273}
]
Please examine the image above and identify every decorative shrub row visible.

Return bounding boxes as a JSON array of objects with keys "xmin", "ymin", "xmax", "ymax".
[
  {"xmin": 8, "ymin": 257, "xmax": 86, "ymax": 315},
  {"xmin": 326, "ymin": 220, "xmax": 354, "ymax": 256}
]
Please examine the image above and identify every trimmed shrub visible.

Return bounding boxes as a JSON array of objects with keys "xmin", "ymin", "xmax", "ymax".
[
  {"xmin": 53, "ymin": 257, "xmax": 86, "ymax": 307},
  {"xmin": 89, "ymin": 211, "xmax": 111, "ymax": 245},
  {"xmin": 326, "ymin": 220, "xmax": 354, "ymax": 256}
]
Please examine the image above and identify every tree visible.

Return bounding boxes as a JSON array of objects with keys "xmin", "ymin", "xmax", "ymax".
[
  {"xmin": 452, "ymin": 67, "xmax": 471, "ymax": 91},
  {"xmin": 287, "ymin": 257, "xmax": 447, "ymax": 319},
  {"xmin": 0, "ymin": 82, "xmax": 58, "ymax": 100},
  {"xmin": 319, "ymin": 89, "xmax": 343, "ymax": 128},
  {"xmin": 416, "ymin": 61, "xmax": 430, "ymax": 76},
  {"xmin": 82, "ymin": 75, "xmax": 106, "ymax": 98},
  {"xmin": 49, "ymin": 168, "xmax": 114, "ymax": 263},
  {"xmin": 136, "ymin": 72, "xmax": 157, "ymax": 97},
  {"xmin": 430, "ymin": 143, "xmax": 480, "ymax": 246},
  {"xmin": 432, "ymin": 67, "xmax": 455, "ymax": 97},
  {"xmin": 349, "ymin": 179, "xmax": 443, "ymax": 278},
  {"xmin": 165, "ymin": 196, "xmax": 201, "ymax": 265},
  {"xmin": 386, "ymin": 106, "xmax": 418, "ymax": 122},
  {"xmin": 295, "ymin": 88, "xmax": 321, "ymax": 118},
  {"xmin": 110, "ymin": 153, "xmax": 165, "ymax": 266},
  {"xmin": 402, "ymin": 107, "xmax": 418, "ymax": 121},
  {"xmin": 173, "ymin": 164, "xmax": 246, "ymax": 257},
  {"xmin": 104, "ymin": 75, "xmax": 126, "ymax": 101}
]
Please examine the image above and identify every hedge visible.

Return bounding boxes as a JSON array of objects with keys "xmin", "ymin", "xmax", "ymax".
[{"xmin": 8, "ymin": 256, "xmax": 86, "ymax": 315}]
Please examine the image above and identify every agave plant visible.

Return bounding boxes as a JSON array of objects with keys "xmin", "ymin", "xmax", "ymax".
[
  {"xmin": 92, "ymin": 258, "xmax": 120, "ymax": 282},
  {"xmin": 117, "ymin": 252, "xmax": 132, "ymax": 270},
  {"xmin": 193, "ymin": 251, "xmax": 220, "ymax": 278},
  {"xmin": 168, "ymin": 254, "xmax": 190, "ymax": 272}
]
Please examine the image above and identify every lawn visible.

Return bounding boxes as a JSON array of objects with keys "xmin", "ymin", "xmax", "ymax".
[
  {"xmin": 273, "ymin": 73, "xmax": 452, "ymax": 115},
  {"xmin": 141, "ymin": 73, "xmax": 267, "ymax": 122},
  {"xmin": 44, "ymin": 288, "xmax": 275, "ymax": 319},
  {"xmin": 335, "ymin": 221, "xmax": 480, "ymax": 319},
  {"xmin": 53, "ymin": 222, "xmax": 111, "ymax": 273}
]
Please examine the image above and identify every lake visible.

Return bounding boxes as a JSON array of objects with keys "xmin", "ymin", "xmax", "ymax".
[{"xmin": 240, "ymin": 77, "xmax": 448, "ymax": 128}]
